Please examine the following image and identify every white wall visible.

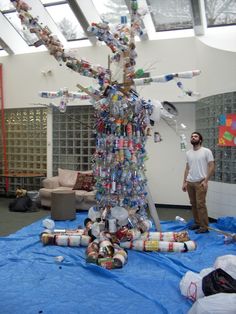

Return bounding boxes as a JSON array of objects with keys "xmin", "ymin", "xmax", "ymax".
[
  {"xmin": 0, "ymin": 33, "xmax": 235, "ymax": 210},
  {"xmin": 207, "ymin": 182, "xmax": 236, "ymax": 219},
  {"xmin": 146, "ymin": 102, "xmax": 195, "ymax": 206},
  {"xmin": 195, "ymin": 39, "xmax": 236, "ymax": 98}
]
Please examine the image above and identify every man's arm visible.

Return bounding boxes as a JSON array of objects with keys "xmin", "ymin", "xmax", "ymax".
[
  {"xmin": 202, "ymin": 161, "xmax": 215, "ymax": 188},
  {"xmin": 205, "ymin": 161, "xmax": 215, "ymax": 182}
]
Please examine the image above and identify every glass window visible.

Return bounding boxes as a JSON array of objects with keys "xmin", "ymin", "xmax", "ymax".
[
  {"xmin": 4, "ymin": 12, "xmax": 38, "ymax": 45},
  {"xmin": 92, "ymin": 0, "xmax": 130, "ymax": 27},
  {"xmin": 204, "ymin": 0, "xmax": 236, "ymax": 27},
  {"xmin": 45, "ymin": 3, "xmax": 86, "ymax": 40},
  {"xmin": 0, "ymin": 0, "xmax": 15, "ymax": 11},
  {"xmin": 147, "ymin": 0, "xmax": 193, "ymax": 31},
  {"xmin": 52, "ymin": 106, "xmax": 95, "ymax": 173},
  {"xmin": 0, "ymin": 108, "xmax": 47, "ymax": 193}
]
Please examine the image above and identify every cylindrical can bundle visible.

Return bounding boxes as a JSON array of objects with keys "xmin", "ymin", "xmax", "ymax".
[
  {"xmin": 53, "ymin": 229, "xmax": 85, "ymax": 236},
  {"xmin": 140, "ymin": 231, "xmax": 190, "ymax": 242},
  {"xmin": 158, "ymin": 241, "xmax": 185, "ymax": 252},
  {"xmin": 56, "ymin": 235, "xmax": 81, "ymax": 247},
  {"xmin": 54, "ymin": 234, "xmax": 90, "ymax": 247},
  {"xmin": 120, "ymin": 240, "xmax": 196, "ymax": 252}
]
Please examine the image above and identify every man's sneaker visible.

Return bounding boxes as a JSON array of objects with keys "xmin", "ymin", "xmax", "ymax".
[
  {"xmin": 195, "ymin": 228, "xmax": 209, "ymax": 234},
  {"xmin": 188, "ymin": 224, "xmax": 200, "ymax": 230}
]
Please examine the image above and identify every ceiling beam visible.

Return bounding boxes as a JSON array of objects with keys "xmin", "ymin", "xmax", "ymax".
[
  {"xmin": 67, "ymin": 0, "xmax": 100, "ymax": 45},
  {"xmin": 190, "ymin": 0, "xmax": 207, "ymax": 36},
  {"xmin": 0, "ymin": 37, "xmax": 14, "ymax": 55}
]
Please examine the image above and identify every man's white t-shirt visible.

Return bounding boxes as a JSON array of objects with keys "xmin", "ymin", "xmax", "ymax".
[{"xmin": 186, "ymin": 147, "xmax": 214, "ymax": 182}]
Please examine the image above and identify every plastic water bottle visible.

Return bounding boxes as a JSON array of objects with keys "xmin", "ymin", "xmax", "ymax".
[
  {"xmin": 175, "ymin": 216, "xmax": 187, "ymax": 223},
  {"xmin": 180, "ymin": 134, "xmax": 187, "ymax": 151}
]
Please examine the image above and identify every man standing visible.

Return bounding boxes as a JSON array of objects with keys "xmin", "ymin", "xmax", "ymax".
[{"xmin": 182, "ymin": 132, "xmax": 215, "ymax": 233}]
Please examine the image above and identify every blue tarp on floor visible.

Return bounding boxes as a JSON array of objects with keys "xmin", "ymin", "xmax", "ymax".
[{"xmin": 0, "ymin": 212, "xmax": 235, "ymax": 314}]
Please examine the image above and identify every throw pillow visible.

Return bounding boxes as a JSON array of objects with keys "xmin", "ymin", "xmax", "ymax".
[
  {"xmin": 58, "ymin": 168, "xmax": 78, "ymax": 187},
  {"xmin": 73, "ymin": 172, "xmax": 94, "ymax": 191}
]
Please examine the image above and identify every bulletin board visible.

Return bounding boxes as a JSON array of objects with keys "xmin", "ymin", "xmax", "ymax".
[{"xmin": 218, "ymin": 113, "xmax": 236, "ymax": 146}]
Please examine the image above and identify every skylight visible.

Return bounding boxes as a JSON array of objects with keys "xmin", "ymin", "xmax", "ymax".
[
  {"xmin": 45, "ymin": 2, "xmax": 86, "ymax": 41},
  {"xmin": 91, "ymin": 0, "xmax": 130, "ymax": 27},
  {"xmin": 204, "ymin": 0, "xmax": 236, "ymax": 27},
  {"xmin": 4, "ymin": 11, "xmax": 38, "ymax": 46},
  {"xmin": 147, "ymin": 0, "xmax": 193, "ymax": 32},
  {"xmin": 0, "ymin": 0, "xmax": 14, "ymax": 11}
]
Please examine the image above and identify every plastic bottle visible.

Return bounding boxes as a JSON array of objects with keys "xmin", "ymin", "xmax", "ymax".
[
  {"xmin": 42, "ymin": 218, "xmax": 55, "ymax": 230},
  {"xmin": 224, "ymin": 235, "xmax": 234, "ymax": 244},
  {"xmin": 180, "ymin": 134, "xmax": 187, "ymax": 151},
  {"xmin": 175, "ymin": 216, "xmax": 187, "ymax": 223},
  {"xmin": 88, "ymin": 206, "xmax": 101, "ymax": 222}
]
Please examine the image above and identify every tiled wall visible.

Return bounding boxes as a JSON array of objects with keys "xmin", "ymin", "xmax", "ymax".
[
  {"xmin": 0, "ymin": 106, "xmax": 96, "ymax": 194},
  {"xmin": 196, "ymin": 91, "xmax": 236, "ymax": 218},
  {"xmin": 196, "ymin": 92, "xmax": 236, "ymax": 183},
  {"xmin": 52, "ymin": 105, "xmax": 96, "ymax": 175}
]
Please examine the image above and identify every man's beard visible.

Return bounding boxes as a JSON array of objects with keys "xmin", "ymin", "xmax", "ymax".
[{"xmin": 191, "ymin": 139, "xmax": 200, "ymax": 146}]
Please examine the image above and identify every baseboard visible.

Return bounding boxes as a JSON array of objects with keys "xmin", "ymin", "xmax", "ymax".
[{"xmin": 155, "ymin": 204, "xmax": 191, "ymax": 210}]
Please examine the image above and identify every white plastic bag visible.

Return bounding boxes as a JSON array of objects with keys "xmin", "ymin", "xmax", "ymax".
[
  {"xmin": 214, "ymin": 255, "xmax": 236, "ymax": 279},
  {"xmin": 179, "ymin": 271, "xmax": 204, "ymax": 301},
  {"xmin": 188, "ymin": 293, "xmax": 236, "ymax": 314}
]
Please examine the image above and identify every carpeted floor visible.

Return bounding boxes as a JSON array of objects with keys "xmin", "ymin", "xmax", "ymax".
[{"xmin": 0, "ymin": 196, "xmax": 193, "ymax": 236}]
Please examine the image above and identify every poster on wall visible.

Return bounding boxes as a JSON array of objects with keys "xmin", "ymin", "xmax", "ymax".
[{"xmin": 218, "ymin": 113, "xmax": 236, "ymax": 146}]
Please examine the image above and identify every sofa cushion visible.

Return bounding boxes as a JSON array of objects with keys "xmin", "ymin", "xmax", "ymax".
[
  {"xmin": 58, "ymin": 168, "xmax": 78, "ymax": 187},
  {"xmin": 73, "ymin": 172, "xmax": 94, "ymax": 191},
  {"xmin": 42, "ymin": 176, "xmax": 60, "ymax": 189}
]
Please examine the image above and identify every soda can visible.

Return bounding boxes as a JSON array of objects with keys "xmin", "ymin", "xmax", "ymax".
[
  {"xmin": 184, "ymin": 240, "xmax": 197, "ymax": 252},
  {"xmin": 98, "ymin": 257, "xmax": 114, "ymax": 269},
  {"xmin": 80, "ymin": 235, "xmax": 92, "ymax": 246},
  {"xmin": 68, "ymin": 235, "xmax": 81, "ymax": 247},
  {"xmin": 144, "ymin": 240, "xmax": 159, "ymax": 251},
  {"xmin": 40, "ymin": 232, "xmax": 55, "ymax": 245},
  {"xmin": 55, "ymin": 235, "xmax": 69, "ymax": 246},
  {"xmin": 132, "ymin": 240, "xmax": 145, "ymax": 251}
]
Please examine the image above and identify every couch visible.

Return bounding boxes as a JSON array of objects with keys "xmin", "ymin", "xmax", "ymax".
[{"xmin": 39, "ymin": 168, "xmax": 97, "ymax": 211}]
